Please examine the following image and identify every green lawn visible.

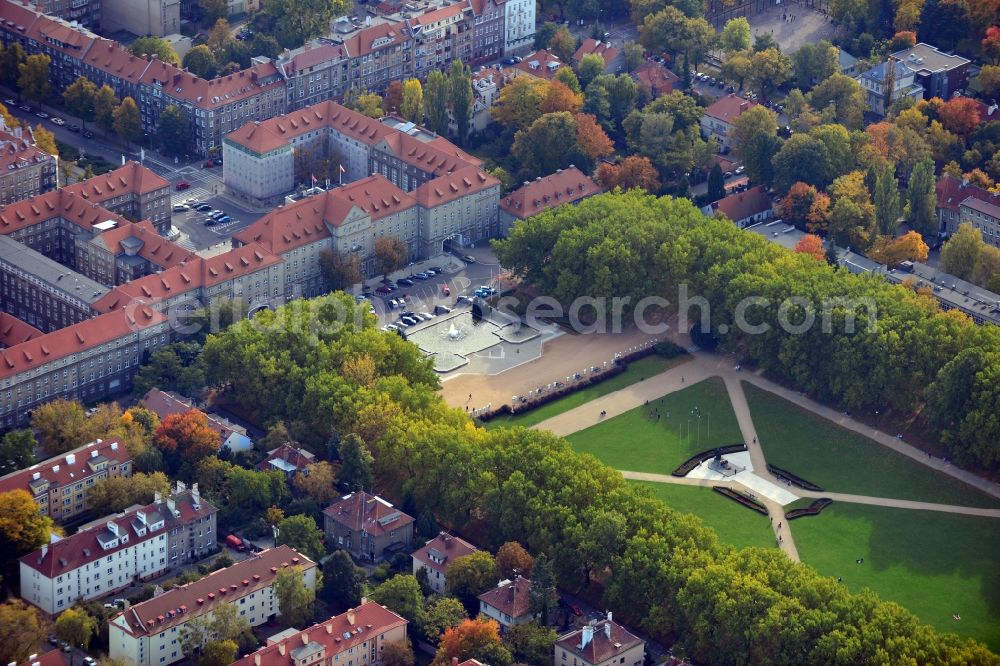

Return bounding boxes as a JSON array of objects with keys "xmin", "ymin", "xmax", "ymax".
[
  {"xmin": 632, "ymin": 480, "xmax": 775, "ymax": 550},
  {"xmin": 486, "ymin": 355, "xmax": 687, "ymax": 429},
  {"xmin": 564, "ymin": 377, "xmax": 744, "ymax": 473},
  {"xmin": 745, "ymin": 383, "xmax": 1000, "ymax": 509},
  {"xmin": 792, "ymin": 503, "xmax": 1000, "ymax": 651}
]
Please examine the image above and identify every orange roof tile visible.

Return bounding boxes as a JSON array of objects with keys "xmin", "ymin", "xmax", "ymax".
[
  {"xmin": 573, "ymin": 38, "xmax": 620, "ymax": 69},
  {"xmin": 0, "ymin": 312, "xmax": 42, "ymax": 347},
  {"xmin": 500, "ymin": 167, "xmax": 603, "ymax": 219},
  {"xmin": 414, "ymin": 164, "xmax": 499, "ymax": 207},
  {"xmin": 226, "ymin": 101, "xmax": 394, "ymax": 155}
]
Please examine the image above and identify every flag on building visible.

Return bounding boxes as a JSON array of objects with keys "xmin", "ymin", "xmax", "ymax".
[
  {"xmin": 311, "ymin": 174, "xmax": 317, "ymax": 185},
  {"xmin": 339, "ymin": 164, "xmax": 346, "ymax": 173}
]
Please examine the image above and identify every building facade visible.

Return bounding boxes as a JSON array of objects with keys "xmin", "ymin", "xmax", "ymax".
[
  {"xmin": 499, "ymin": 167, "xmax": 602, "ymax": 234},
  {"xmin": 411, "ymin": 532, "xmax": 477, "ymax": 595},
  {"xmin": 478, "ymin": 577, "xmax": 535, "ymax": 630},
  {"xmin": 109, "ymin": 546, "xmax": 316, "ymax": 666},
  {"xmin": 890, "ymin": 43, "xmax": 970, "ymax": 101},
  {"xmin": 470, "ymin": 0, "xmax": 505, "ymax": 64},
  {"xmin": 554, "ymin": 616, "xmax": 644, "ymax": 666},
  {"xmin": 0, "ymin": 439, "xmax": 131, "ymax": 522},
  {"xmin": 322, "ymin": 492, "xmax": 414, "ymax": 562},
  {"xmin": 0, "ymin": 123, "xmax": 57, "ymax": 205},
  {"xmin": 230, "ymin": 602, "xmax": 408, "ymax": 666},
  {"xmin": 101, "ymin": 0, "xmax": 180, "ymax": 37},
  {"xmin": 700, "ymin": 95, "xmax": 762, "ymax": 148},
  {"xmin": 857, "ymin": 60, "xmax": 923, "ymax": 116},
  {"xmin": 502, "ymin": 0, "xmax": 534, "ymax": 53},
  {"xmin": 960, "ymin": 197, "xmax": 1000, "ymax": 248},
  {"xmin": 935, "ymin": 174, "xmax": 1000, "ymax": 236},
  {"xmin": 19, "ymin": 483, "xmax": 216, "ymax": 614}
]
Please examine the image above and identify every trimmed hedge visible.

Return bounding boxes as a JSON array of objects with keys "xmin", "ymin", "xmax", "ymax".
[
  {"xmin": 785, "ymin": 498, "xmax": 834, "ymax": 520},
  {"xmin": 672, "ymin": 444, "xmax": 748, "ymax": 477},
  {"xmin": 713, "ymin": 486, "xmax": 769, "ymax": 514},
  {"xmin": 767, "ymin": 463, "xmax": 824, "ymax": 492}
]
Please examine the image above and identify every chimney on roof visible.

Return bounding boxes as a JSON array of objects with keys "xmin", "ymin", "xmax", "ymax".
[
  {"xmin": 278, "ymin": 644, "xmax": 286, "ymax": 656},
  {"xmin": 254, "ymin": 656, "xmax": 260, "ymax": 666},
  {"xmin": 604, "ymin": 620, "xmax": 611, "ymax": 640},
  {"xmin": 347, "ymin": 609, "xmax": 356, "ymax": 625},
  {"xmin": 580, "ymin": 625, "xmax": 594, "ymax": 649}
]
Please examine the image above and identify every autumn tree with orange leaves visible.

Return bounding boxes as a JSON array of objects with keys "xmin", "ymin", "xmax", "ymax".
[
  {"xmin": 431, "ymin": 618, "xmax": 512, "ymax": 666},
  {"xmin": 596, "ymin": 156, "xmax": 662, "ymax": 193},
  {"xmin": 867, "ymin": 231, "xmax": 929, "ymax": 267},
  {"xmin": 154, "ymin": 409, "xmax": 221, "ymax": 471},
  {"xmin": 937, "ymin": 97, "xmax": 981, "ymax": 136},
  {"xmin": 574, "ymin": 113, "xmax": 613, "ymax": 162},
  {"xmin": 794, "ymin": 234, "xmax": 825, "ymax": 261}
]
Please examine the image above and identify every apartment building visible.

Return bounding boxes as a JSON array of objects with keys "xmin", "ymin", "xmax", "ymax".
[
  {"xmin": 857, "ymin": 59, "xmax": 924, "ymax": 116},
  {"xmin": 935, "ymin": 174, "xmax": 1000, "ymax": 235},
  {"xmin": 30, "ymin": 0, "xmax": 99, "ymax": 28},
  {"xmin": 890, "ymin": 43, "xmax": 970, "ymax": 101},
  {"xmin": 0, "ymin": 122, "xmax": 57, "ymax": 205},
  {"xmin": 700, "ymin": 94, "xmax": 762, "ymax": 149},
  {"xmin": 408, "ymin": 3, "xmax": 473, "ymax": 80},
  {"xmin": 0, "ymin": 438, "xmax": 131, "ymax": 522},
  {"xmin": 275, "ymin": 40, "xmax": 352, "ymax": 112},
  {"xmin": 76, "ymin": 221, "xmax": 193, "ymax": 286},
  {"xmin": 411, "ymin": 532, "xmax": 477, "ymax": 595},
  {"xmin": 478, "ymin": 576, "xmax": 535, "ymax": 630},
  {"xmin": 109, "ymin": 546, "xmax": 317, "ymax": 666},
  {"xmin": 554, "ymin": 615, "xmax": 644, "ymax": 666},
  {"xmin": 499, "ymin": 167, "xmax": 602, "ymax": 234},
  {"xmin": 470, "ymin": 0, "xmax": 505, "ymax": 64},
  {"xmin": 19, "ymin": 482, "xmax": 217, "ymax": 614},
  {"xmin": 102, "ymin": 0, "xmax": 180, "ymax": 37},
  {"xmin": 230, "ymin": 602, "xmax": 408, "ymax": 666},
  {"xmin": 322, "ymin": 492, "xmax": 414, "ymax": 563},
  {"xmin": 960, "ymin": 197, "xmax": 1000, "ymax": 248},
  {"xmin": 64, "ymin": 162, "xmax": 173, "ymax": 234},
  {"xmin": 502, "ymin": 0, "xmax": 533, "ymax": 54}
]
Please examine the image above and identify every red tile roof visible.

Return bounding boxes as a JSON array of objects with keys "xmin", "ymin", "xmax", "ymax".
[
  {"xmin": 375, "ymin": 131, "xmax": 481, "ymax": 177},
  {"xmin": 66, "ymin": 162, "xmax": 170, "ymax": 199},
  {"xmin": 407, "ymin": 2, "xmax": 469, "ymax": 28},
  {"xmin": 0, "ymin": 189, "xmax": 132, "ymax": 236},
  {"xmin": 258, "ymin": 444, "xmax": 315, "ymax": 473},
  {"xmin": 0, "ymin": 438, "xmax": 130, "ymax": 497},
  {"xmin": 17, "ymin": 649, "xmax": 67, "ymax": 666},
  {"xmin": 231, "ymin": 602, "xmax": 407, "ymax": 666},
  {"xmin": 703, "ymin": 94, "xmax": 759, "ymax": 123},
  {"xmin": 344, "ymin": 22, "xmax": 409, "ymax": 58},
  {"xmin": 414, "ymin": 164, "xmax": 499, "ymax": 208},
  {"xmin": 139, "ymin": 389, "xmax": 243, "ymax": 443},
  {"xmin": 21, "ymin": 488, "xmax": 215, "ymax": 578},
  {"xmin": 478, "ymin": 577, "xmax": 533, "ymax": 620},
  {"xmin": 26, "ymin": 11, "xmax": 95, "ymax": 56},
  {"xmin": 709, "ymin": 185, "xmax": 773, "ymax": 222},
  {"xmin": 0, "ymin": 312, "xmax": 42, "ymax": 346},
  {"xmin": 278, "ymin": 41, "xmax": 349, "ymax": 76},
  {"xmin": 116, "ymin": 545, "xmax": 315, "ymax": 636},
  {"xmin": 143, "ymin": 59, "xmax": 283, "ymax": 111},
  {"xmin": 573, "ymin": 38, "xmax": 620, "ymax": 69},
  {"xmin": 0, "ymin": 126, "xmax": 53, "ymax": 172},
  {"xmin": 936, "ymin": 174, "xmax": 1000, "ymax": 213},
  {"xmin": 513, "ymin": 50, "xmax": 565, "ymax": 80},
  {"xmin": 83, "ymin": 39, "xmax": 152, "ymax": 84},
  {"xmin": 631, "ymin": 61, "xmax": 678, "ymax": 97},
  {"xmin": 89, "ymin": 220, "xmax": 192, "ymax": 268},
  {"xmin": 556, "ymin": 620, "xmax": 643, "ymax": 665},
  {"xmin": 225, "ymin": 100, "xmax": 394, "ymax": 155},
  {"xmin": 0, "ymin": 0, "xmax": 43, "ymax": 36},
  {"xmin": 323, "ymin": 492, "xmax": 414, "ymax": 536},
  {"xmin": 0, "ymin": 306, "xmax": 165, "ymax": 379},
  {"xmin": 500, "ymin": 167, "xmax": 602, "ymax": 219},
  {"xmin": 411, "ymin": 532, "xmax": 478, "ymax": 574}
]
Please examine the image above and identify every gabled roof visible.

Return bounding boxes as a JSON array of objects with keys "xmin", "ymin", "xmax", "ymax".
[
  {"xmin": 0, "ymin": 188, "xmax": 132, "ymax": 236},
  {"xmin": 375, "ymin": 131, "xmax": 480, "ymax": 177},
  {"xmin": 935, "ymin": 174, "xmax": 1000, "ymax": 213},
  {"xmin": 703, "ymin": 94, "xmax": 759, "ymax": 123},
  {"xmin": 0, "ymin": 125, "xmax": 53, "ymax": 172},
  {"xmin": 513, "ymin": 49, "xmax": 564, "ymax": 80},
  {"xmin": 414, "ymin": 164, "xmax": 499, "ymax": 208},
  {"xmin": 230, "ymin": 602, "xmax": 407, "ymax": 666},
  {"xmin": 323, "ymin": 491, "xmax": 414, "ymax": 536},
  {"xmin": 343, "ymin": 21, "xmax": 409, "ymax": 58},
  {"xmin": 225, "ymin": 100, "xmax": 394, "ymax": 155},
  {"xmin": 962, "ymin": 196, "xmax": 1000, "ymax": 219},
  {"xmin": 258, "ymin": 444, "xmax": 315, "ymax": 473},
  {"xmin": 573, "ymin": 38, "xmax": 619, "ymax": 69},
  {"xmin": 16, "ymin": 649, "xmax": 67, "ymax": 666},
  {"xmin": 89, "ymin": 220, "xmax": 192, "ymax": 268},
  {"xmin": 556, "ymin": 619, "xmax": 643, "ymax": 665},
  {"xmin": 0, "ymin": 312, "xmax": 42, "ymax": 347},
  {"xmin": 0, "ymin": 0, "xmax": 43, "ymax": 38},
  {"xmin": 277, "ymin": 40, "xmax": 350, "ymax": 76},
  {"xmin": 0, "ymin": 306, "xmax": 164, "ymax": 379},
  {"xmin": 66, "ymin": 162, "xmax": 170, "ymax": 199},
  {"xmin": 408, "ymin": 2, "xmax": 469, "ymax": 28},
  {"xmin": 478, "ymin": 577, "xmax": 533, "ymax": 620},
  {"xmin": 82, "ymin": 39, "xmax": 152, "ymax": 84},
  {"xmin": 709, "ymin": 185, "xmax": 773, "ymax": 222},
  {"xmin": 631, "ymin": 61, "xmax": 678, "ymax": 97},
  {"xmin": 140, "ymin": 388, "xmax": 245, "ymax": 442},
  {"xmin": 500, "ymin": 167, "xmax": 602, "ymax": 220},
  {"xmin": 411, "ymin": 532, "xmax": 477, "ymax": 573},
  {"xmin": 20, "ymin": 487, "xmax": 215, "ymax": 578},
  {"xmin": 0, "ymin": 438, "xmax": 130, "ymax": 497},
  {"xmin": 26, "ymin": 11, "xmax": 95, "ymax": 56},
  {"xmin": 116, "ymin": 546, "xmax": 315, "ymax": 636}
]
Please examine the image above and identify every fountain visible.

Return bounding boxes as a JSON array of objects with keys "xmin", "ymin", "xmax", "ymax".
[{"xmin": 443, "ymin": 321, "xmax": 467, "ymax": 341}]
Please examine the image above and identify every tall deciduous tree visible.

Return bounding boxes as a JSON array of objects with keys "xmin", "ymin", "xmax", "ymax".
[
  {"xmin": 319, "ymin": 249, "xmax": 363, "ymax": 291},
  {"xmin": 154, "ymin": 410, "xmax": 222, "ymax": 468},
  {"xmin": 940, "ymin": 222, "xmax": 984, "ymax": 280},
  {"xmin": 424, "ymin": 70, "xmax": 450, "ymax": 136},
  {"xmin": 293, "ymin": 461, "xmax": 339, "ymax": 504},
  {"xmin": 18, "ymin": 54, "xmax": 50, "ymax": 104},
  {"xmin": 719, "ymin": 17, "xmax": 750, "ymax": 52},
  {"xmin": 276, "ymin": 514, "xmax": 325, "ymax": 561},
  {"xmin": 512, "ymin": 111, "xmax": 583, "ymax": 178},
  {"xmin": 503, "ymin": 622, "xmax": 557, "ymax": 666},
  {"xmin": 446, "ymin": 551, "xmax": 499, "ymax": 609},
  {"xmin": 867, "ymin": 231, "xmax": 928, "ymax": 266},
  {"xmin": 94, "ymin": 85, "xmax": 119, "ymax": 135},
  {"xmin": 747, "ymin": 48, "xmax": 791, "ymax": 97},
  {"xmin": 0, "ymin": 601, "xmax": 47, "ymax": 666},
  {"xmin": 808, "ymin": 74, "xmax": 867, "ymax": 129},
  {"xmin": 400, "ymin": 79, "xmax": 423, "ymax": 123},
  {"xmin": 707, "ymin": 164, "xmax": 725, "ymax": 202},
  {"xmin": 183, "ymin": 45, "xmax": 218, "ymax": 78},
  {"xmin": 596, "ymin": 156, "xmax": 661, "ymax": 193},
  {"xmin": 528, "ymin": 554, "xmax": 557, "ymax": 626},
  {"xmin": 89, "ymin": 472, "xmax": 170, "ymax": 514},
  {"xmin": 449, "ymin": 60, "xmax": 473, "ymax": 143},
  {"xmin": 730, "ymin": 105, "xmax": 777, "ymax": 160},
  {"xmin": 321, "ymin": 550, "xmax": 365, "ymax": 611},
  {"xmin": 31, "ymin": 398, "xmax": 92, "ymax": 454},
  {"xmin": 576, "ymin": 53, "xmax": 605, "ymax": 89},
  {"xmin": 794, "ymin": 234, "xmax": 825, "ymax": 261},
  {"xmin": 274, "ymin": 566, "xmax": 316, "ymax": 627},
  {"xmin": 55, "ymin": 607, "xmax": 98, "ymax": 650},
  {"xmin": 198, "ymin": 641, "xmax": 237, "ymax": 666},
  {"xmin": 370, "ymin": 575, "xmax": 424, "ymax": 624},
  {"xmin": 129, "ymin": 37, "xmax": 179, "ymax": 63},
  {"xmin": 0, "ymin": 429, "xmax": 35, "ymax": 475},
  {"xmin": 63, "ymin": 77, "xmax": 97, "ymax": 128},
  {"xmin": 432, "ymin": 619, "xmax": 512, "ymax": 666},
  {"xmin": 113, "ymin": 97, "xmax": 142, "ymax": 147},
  {"xmin": 373, "ymin": 236, "xmax": 408, "ymax": 280},
  {"xmin": 873, "ymin": 163, "xmax": 901, "ymax": 236},
  {"xmin": 420, "ymin": 596, "xmax": 467, "ymax": 643},
  {"xmin": 157, "ymin": 105, "xmax": 193, "ymax": 158},
  {"xmin": 0, "ymin": 43, "xmax": 26, "ymax": 89},
  {"xmin": 383, "ymin": 80, "xmax": 404, "ymax": 115},
  {"xmin": 263, "ymin": 0, "xmax": 351, "ymax": 48},
  {"xmin": 337, "ymin": 433, "xmax": 374, "ymax": 492},
  {"xmin": 547, "ymin": 26, "xmax": 576, "ymax": 62}
]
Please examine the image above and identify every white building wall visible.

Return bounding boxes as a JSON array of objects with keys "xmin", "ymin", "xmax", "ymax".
[
  {"xmin": 504, "ymin": 0, "xmax": 535, "ymax": 53},
  {"xmin": 224, "ymin": 141, "xmax": 294, "ymax": 202}
]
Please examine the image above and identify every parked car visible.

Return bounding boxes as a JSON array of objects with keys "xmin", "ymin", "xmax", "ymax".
[
  {"xmin": 48, "ymin": 635, "xmax": 58, "ymax": 645},
  {"xmin": 225, "ymin": 534, "xmax": 245, "ymax": 551},
  {"xmin": 203, "ymin": 218, "xmax": 219, "ymax": 225},
  {"xmin": 172, "ymin": 204, "xmax": 189, "ymax": 212},
  {"xmin": 82, "ymin": 129, "xmax": 94, "ymax": 139},
  {"xmin": 441, "ymin": 285, "xmax": 450, "ymax": 296},
  {"xmin": 209, "ymin": 210, "xmax": 225, "ymax": 218},
  {"xmin": 83, "ymin": 658, "xmax": 97, "ymax": 666},
  {"xmin": 60, "ymin": 643, "xmax": 71, "ymax": 653},
  {"xmin": 217, "ymin": 215, "xmax": 232, "ymax": 224},
  {"xmin": 18, "ymin": 104, "xmax": 31, "ymax": 112},
  {"xmin": 35, "ymin": 111, "xmax": 48, "ymax": 119},
  {"xmin": 462, "ymin": 255, "xmax": 476, "ymax": 263},
  {"xmin": 175, "ymin": 180, "xmax": 191, "ymax": 191},
  {"xmin": 397, "ymin": 278, "xmax": 414, "ymax": 287},
  {"xmin": 3, "ymin": 98, "xmax": 16, "ymax": 106},
  {"xmin": 204, "ymin": 159, "xmax": 216, "ymax": 167},
  {"xmin": 412, "ymin": 272, "xmax": 429, "ymax": 280},
  {"xmin": 195, "ymin": 203, "xmax": 213, "ymax": 212},
  {"xmin": 67, "ymin": 123, "xmax": 80, "ymax": 132},
  {"xmin": 50, "ymin": 117, "xmax": 65, "ymax": 125},
  {"xmin": 424, "ymin": 269, "xmax": 437, "ymax": 276},
  {"xmin": 430, "ymin": 266, "xmax": 444, "ymax": 273},
  {"xmin": 735, "ymin": 166, "xmax": 745, "ymax": 175},
  {"xmin": 214, "ymin": 157, "xmax": 223, "ymax": 166},
  {"xmin": 375, "ymin": 285, "xmax": 392, "ymax": 294},
  {"xmin": 434, "ymin": 305, "xmax": 452, "ymax": 315},
  {"xmin": 382, "ymin": 324, "xmax": 399, "ymax": 332}
]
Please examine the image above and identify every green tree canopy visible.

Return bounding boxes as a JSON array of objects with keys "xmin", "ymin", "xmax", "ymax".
[
  {"xmin": 129, "ymin": 36, "xmax": 179, "ymax": 64},
  {"xmin": 276, "ymin": 514, "xmax": 326, "ymax": 561}
]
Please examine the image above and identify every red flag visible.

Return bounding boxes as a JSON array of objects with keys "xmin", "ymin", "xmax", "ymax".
[{"xmin": 311, "ymin": 173, "xmax": 317, "ymax": 185}]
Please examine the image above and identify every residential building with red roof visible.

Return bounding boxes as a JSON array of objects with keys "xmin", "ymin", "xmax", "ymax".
[
  {"xmin": 0, "ymin": 121, "xmax": 56, "ymax": 205},
  {"xmin": 478, "ymin": 576, "xmax": 536, "ymax": 630},
  {"xmin": 257, "ymin": 443, "xmax": 315, "ymax": 479},
  {"xmin": 109, "ymin": 545, "xmax": 317, "ymax": 666},
  {"xmin": 275, "ymin": 40, "xmax": 352, "ymax": 112},
  {"xmin": 702, "ymin": 186, "xmax": 774, "ymax": 229},
  {"xmin": 323, "ymin": 492, "xmax": 414, "ymax": 562},
  {"xmin": 554, "ymin": 615, "xmax": 644, "ymax": 666},
  {"xmin": 76, "ymin": 220, "xmax": 193, "ymax": 286},
  {"xmin": 342, "ymin": 21, "xmax": 414, "ymax": 93},
  {"xmin": 19, "ymin": 481, "xmax": 217, "ymax": 614},
  {"xmin": 230, "ymin": 601, "xmax": 408, "ymax": 666},
  {"xmin": 0, "ymin": 312, "xmax": 42, "ymax": 346},
  {"xmin": 573, "ymin": 38, "xmax": 620, "ymax": 72},
  {"xmin": 499, "ymin": 167, "xmax": 603, "ymax": 231},
  {"xmin": 0, "ymin": 438, "xmax": 131, "ymax": 522},
  {"xmin": 513, "ymin": 49, "xmax": 565, "ymax": 80},
  {"xmin": 699, "ymin": 94, "xmax": 761, "ymax": 149},
  {"xmin": 631, "ymin": 61, "xmax": 678, "ymax": 99},
  {"xmin": 412, "ymin": 532, "xmax": 478, "ymax": 594},
  {"xmin": 140, "ymin": 389, "xmax": 253, "ymax": 452},
  {"xmin": 408, "ymin": 2, "xmax": 474, "ymax": 80},
  {"xmin": 15, "ymin": 649, "xmax": 67, "ymax": 666},
  {"xmin": 936, "ymin": 174, "xmax": 1000, "ymax": 237},
  {"xmin": 63, "ymin": 162, "xmax": 172, "ymax": 233}
]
